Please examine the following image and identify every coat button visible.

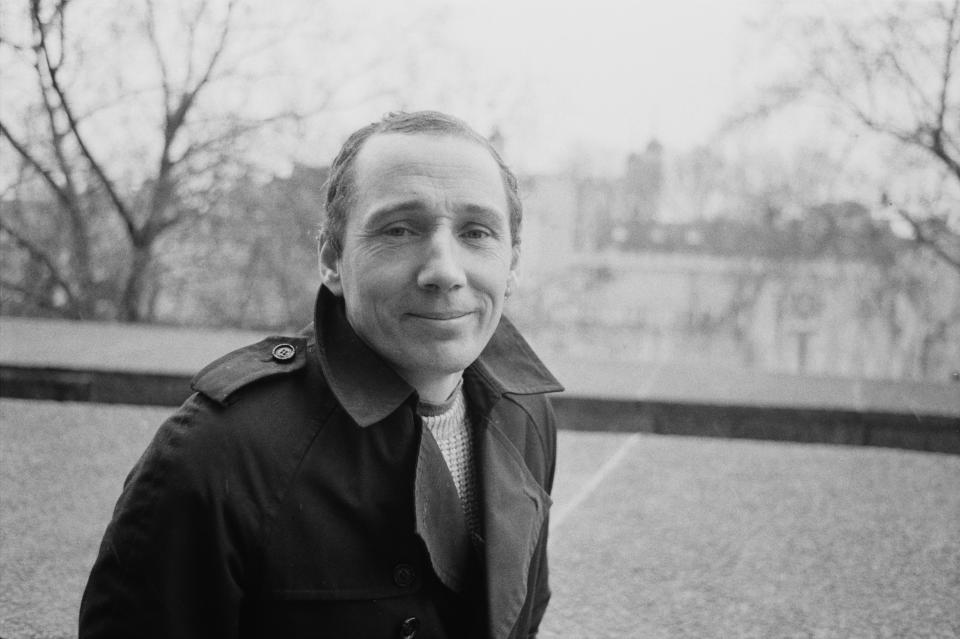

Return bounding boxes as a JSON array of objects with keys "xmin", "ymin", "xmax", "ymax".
[
  {"xmin": 393, "ymin": 563, "xmax": 416, "ymax": 588},
  {"xmin": 399, "ymin": 616, "xmax": 420, "ymax": 639},
  {"xmin": 271, "ymin": 343, "xmax": 296, "ymax": 362}
]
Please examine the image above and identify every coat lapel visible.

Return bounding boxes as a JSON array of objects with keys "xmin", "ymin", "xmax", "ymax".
[
  {"xmin": 414, "ymin": 427, "xmax": 472, "ymax": 594},
  {"xmin": 480, "ymin": 416, "xmax": 551, "ymax": 639}
]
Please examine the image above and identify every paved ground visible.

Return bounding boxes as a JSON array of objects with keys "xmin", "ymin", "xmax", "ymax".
[
  {"xmin": 2, "ymin": 399, "xmax": 959, "ymax": 638},
  {"xmin": 544, "ymin": 433, "xmax": 960, "ymax": 638}
]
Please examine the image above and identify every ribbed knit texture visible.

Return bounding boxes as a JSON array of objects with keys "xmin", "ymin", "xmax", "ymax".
[{"xmin": 419, "ymin": 386, "xmax": 481, "ymax": 540}]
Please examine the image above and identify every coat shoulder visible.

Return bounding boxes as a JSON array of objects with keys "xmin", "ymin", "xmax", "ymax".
[
  {"xmin": 505, "ymin": 392, "xmax": 558, "ymax": 437},
  {"xmin": 191, "ymin": 335, "xmax": 309, "ymax": 405},
  {"xmin": 494, "ymin": 393, "xmax": 559, "ymax": 470}
]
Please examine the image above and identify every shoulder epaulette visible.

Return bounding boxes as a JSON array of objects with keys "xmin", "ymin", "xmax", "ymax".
[{"xmin": 191, "ymin": 335, "xmax": 308, "ymax": 405}]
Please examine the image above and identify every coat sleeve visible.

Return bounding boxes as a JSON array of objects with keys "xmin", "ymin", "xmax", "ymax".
[{"xmin": 79, "ymin": 396, "xmax": 253, "ymax": 639}]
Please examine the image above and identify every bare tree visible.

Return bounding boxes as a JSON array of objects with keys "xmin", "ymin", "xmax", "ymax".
[
  {"xmin": 0, "ymin": 0, "xmax": 314, "ymax": 320},
  {"xmin": 741, "ymin": 0, "xmax": 960, "ymax": 273}
]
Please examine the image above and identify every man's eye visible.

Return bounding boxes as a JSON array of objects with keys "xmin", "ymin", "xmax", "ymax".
[
  {"xmin": 462, "ymin": 228, "xmax": 492, "ymax": 240},
  {"xmin": 384, "ymin": 226, "xmax": 413, "ymax": 237}
]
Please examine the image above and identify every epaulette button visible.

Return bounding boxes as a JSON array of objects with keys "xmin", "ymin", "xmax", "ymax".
[{"xmin": 271, "ymin": 343, "xmax": 297, "ymax": 362}]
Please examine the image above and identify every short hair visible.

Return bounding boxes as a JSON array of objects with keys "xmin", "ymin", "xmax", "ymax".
[{"xmin": 321, "ymin": 111, "xmax": 522, "ymax": 256}]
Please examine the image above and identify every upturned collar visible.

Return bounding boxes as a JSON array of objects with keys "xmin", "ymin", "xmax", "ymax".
[{"xmin": 313, "ymin": 286, "xmax": 563, "ymax": 427}]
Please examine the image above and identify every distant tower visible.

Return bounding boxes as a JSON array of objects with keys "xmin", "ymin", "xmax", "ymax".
[{"xmin": 620, "ymin": 139, "xmax": 663, "ymax": 249}]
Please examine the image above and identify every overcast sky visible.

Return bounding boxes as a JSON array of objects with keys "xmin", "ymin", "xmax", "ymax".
[
  {"xmin": 2, "ymin": 0, "xmax": 913, "ymax": 178},
  {"xmin": 272, "ymin": 0, "xmax": 772, "ymax": 174},
  {"xmin": 447, "ymin": 0, "xmax": 765, "ymax": 166}
]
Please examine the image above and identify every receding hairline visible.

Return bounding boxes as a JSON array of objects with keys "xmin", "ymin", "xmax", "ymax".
[
  {"xmin": 351, "ymin": 131, "xmax": 509, "ymax": 180},
  {"xmin": 342, "ymin": 130, "xmax": 517, "ymax": 224}
]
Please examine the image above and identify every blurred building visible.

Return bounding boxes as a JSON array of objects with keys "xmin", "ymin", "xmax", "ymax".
[
  {"xmin": 516, "ymin": 146, "xmax": 958, "ymax": 382},
  {"xmin": 151, "ymin": 164, "xmax": 328, "ymax": 329},
  {"xmin": 618, "ymin": 139, "xmax": 664, "ymax": 246}
]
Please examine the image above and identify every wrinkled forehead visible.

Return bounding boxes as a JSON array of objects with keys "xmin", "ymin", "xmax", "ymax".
[
  {"xmin": 354, "ymin": 130, "xmax": 500, "ymax": 171},
  {"xmin": 350, "ymin": 132, "xmax": 509, "ymax": 204}
]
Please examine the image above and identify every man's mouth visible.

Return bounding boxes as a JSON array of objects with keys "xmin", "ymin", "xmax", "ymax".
[{"xmin": 408, "ymin": 311, "xmax": 472, "ymax": 320}]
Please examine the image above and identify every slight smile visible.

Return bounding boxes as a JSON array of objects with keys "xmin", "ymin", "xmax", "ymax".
[{"xmin": 407, "ymin": 311, "xmax": 474, "ymax": 321}]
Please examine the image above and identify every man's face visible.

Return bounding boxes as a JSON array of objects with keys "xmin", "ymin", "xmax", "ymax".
[{"xmin": 321, "ymin": 132, "xmax": 517, "ymax": 391}]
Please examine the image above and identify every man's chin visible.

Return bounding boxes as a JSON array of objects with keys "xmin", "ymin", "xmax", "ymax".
[
  {"xmin": 405, "ymin": 344, "xmax": 483, "ymax": 377},
  {"xmin": 403, "ymin": 314, "xmax": 480, "ymax": 341}
]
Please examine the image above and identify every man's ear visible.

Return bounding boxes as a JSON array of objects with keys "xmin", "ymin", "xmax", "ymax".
[
  {"xmin": 506, "ymin": 270, "xmax": 519, "ymax": 298},
  {"xmin": 505, "ymin": 245, "xmax": 520, "ymax": 298},
  {"xmin": 318, "ymin": 238, "xmax": 344, "ymax": 296}
]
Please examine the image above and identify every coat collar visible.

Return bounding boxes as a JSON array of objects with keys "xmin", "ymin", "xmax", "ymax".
[{"xmin": 313, "ymin": 286, "xmax": 562, "ymax": 427}]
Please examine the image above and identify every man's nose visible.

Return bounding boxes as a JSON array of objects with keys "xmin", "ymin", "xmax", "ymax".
[{"xmin": 417, "ymin": 231, "xmax": 466, "ymax": 292}]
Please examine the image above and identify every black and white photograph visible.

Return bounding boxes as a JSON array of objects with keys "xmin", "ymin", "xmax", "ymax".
[{"xmin": 1, "ymin": 0, "xmax": 958, "ymax": 637}]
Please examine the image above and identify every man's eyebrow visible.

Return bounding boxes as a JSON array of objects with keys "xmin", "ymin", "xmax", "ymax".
[
  {"xmin": 362, "ymin": 200, "xmax": 428, "ymax": 226},
  {"xmin": 456, "ymin": 203, "xmax": 508, "ymax": 227},
  {"xmin": 364, "ymin": 201, "xmax": 507, "ymax": 226}
]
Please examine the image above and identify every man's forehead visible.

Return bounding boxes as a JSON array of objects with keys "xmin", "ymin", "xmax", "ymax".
[
  {"xmin": 350, "ymin": 132, "xmax": 508, "ymax": 203},
  {"xmin": 355, "ymin": 131, "xmax": 498, "ymax": 168}
]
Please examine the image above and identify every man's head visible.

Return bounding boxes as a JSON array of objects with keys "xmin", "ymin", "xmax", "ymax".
[
  {"xmin": 318, "ymin": 111, "xmax": 522, "ymax": 401},
  {"xmin": 321, "ymin": 111, "xmax": 522, "ymax": 257}
]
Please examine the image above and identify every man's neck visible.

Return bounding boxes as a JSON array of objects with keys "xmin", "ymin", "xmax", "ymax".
[{"xmin": 400, "ymin": 370, "xmax": 463, "ymax": 404}]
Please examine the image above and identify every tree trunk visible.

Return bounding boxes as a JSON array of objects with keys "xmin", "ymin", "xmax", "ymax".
[{"xmin": 120, "ymin": 243, "xmax": 153, "ymax": 322}]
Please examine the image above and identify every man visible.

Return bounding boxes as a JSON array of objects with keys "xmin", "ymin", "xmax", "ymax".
[{"xmin": 79, "ymin": 111, "xmax": 563, "ymax": 638}]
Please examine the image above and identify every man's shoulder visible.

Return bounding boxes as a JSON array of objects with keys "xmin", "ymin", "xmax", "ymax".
[
  {"xmin": 503, "ymin": 391, "xmax": 557, "ymax": 424},
  {"xmin": 499, "ymin": 392, "xmax": 558, "ymax": 448},
  {"xmin": 190, "ymin": 333, "xmax": 313, "ymax": 406},
  {"xmin": 112, "ymin": 333, "xmax": 331, "ymax": 550},
  {"xmin": 143, "ymin": 331, "xmax": 330, "ymax": 485}
]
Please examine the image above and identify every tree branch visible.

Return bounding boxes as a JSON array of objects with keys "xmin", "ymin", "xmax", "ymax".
[
  {"xmin": 144, "ymin": 0, "xmax": 173, "ymax": 111},
  {"xmin": 30, "ymin": 1, "xmax": 139, "ymax": 240},
  {"xmin": 0, "ymin": 218, "xmax": 79, "ymax": 306},
  {"xmin": 168, "ymin": 0, "xmax": 237, "ymax": 138},
  {"xmin": 894, "ymin": 206, "xmax": 960, "ymax": 273},
  {"xmin": 808, "ymin": 6, "xmax": 960, "ymax": 184},
  {"xmin": 31, "ymin": 20, "xmax": 84, "ymax": 213},
  {"xmin": 172, "ymin": 109, "xmax": 306, "ymax": 165},
  {"xmin": 835, "ymin": 90, "xmax": 960, "ymax": 183},
  {"xmin": 930, "ymin": 0, "xmax": 960, "ymax": 182},
  {"xmin": 880, "ymin": 36, "xmax": 937, "ymax": 119},
  {"xmin": 146, "ymin": 0, "xmax": 238, "ymax": 241},
  {"xmin": 0, "ymin": 119, "xmax": 76, "ymax": 213}
]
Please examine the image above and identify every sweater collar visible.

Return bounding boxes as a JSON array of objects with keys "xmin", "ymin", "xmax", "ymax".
[{"xmin": 312, "ymin": 286, "xmax": 563, "ymax": 427}]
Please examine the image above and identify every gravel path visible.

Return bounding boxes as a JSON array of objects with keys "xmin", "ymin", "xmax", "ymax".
[
  {"xmin": 1, "ymin": 400, "xmax": 166, "ymax": 639},
  {"xmin": 2, "ymin": 400, "xmax": 958, "ymax": 638}
]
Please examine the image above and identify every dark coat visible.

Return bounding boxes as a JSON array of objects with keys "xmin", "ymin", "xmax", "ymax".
[{"xmin": 79, "ymin": 287, "xmax": 563, "ymax": 639}]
